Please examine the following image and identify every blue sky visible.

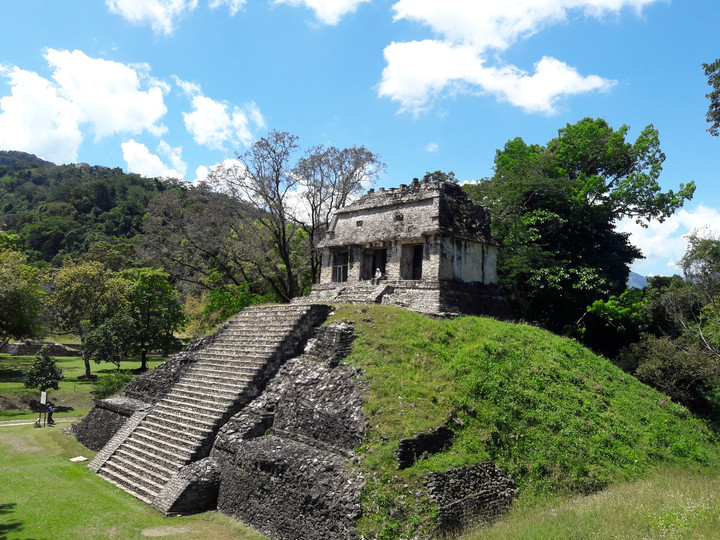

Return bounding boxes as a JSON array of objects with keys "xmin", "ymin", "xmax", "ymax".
[{"xmin": 1, "ymin": 0, "xmax": 719, "ymax": 276}]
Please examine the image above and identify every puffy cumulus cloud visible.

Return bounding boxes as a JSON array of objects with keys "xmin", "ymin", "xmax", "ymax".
[
  {"xmin": 379, "ymin": 42, "xmax": 613, "ymax": 114},
  {"xmin": 46, "ymin": 49, "xmax": 167, "ymax": 139},
  {"xmin": 121, "ymin": 139, "xmax": 187, "ymax": 179},
  {"xmin": 381, "ymin": 0, "xmax": 659, "ymax": 114},
  {"xmin": 618, "ymin": 205, "xmax": 720, "ymax": 275},
  {"xmin": 0, "ymin": 66, "xmax": 82, "ymax": 163},
  {"xmin": 273, "ymin": 0, "xmax": 370, "ymax": 25},
  {"xmin": 0, "ymin": 49, "xmax": 169, "ymax": 164},
  {"xmin": 106, "ymin": 0, "xmax": 199, "ymax": 35},
  {"xmin": 176, "ymin": 78, "xmax": 265, "ymax": 150},
  {"xmin": 479, "ymin": 56, "xmax": 615, "ymax": 113}
]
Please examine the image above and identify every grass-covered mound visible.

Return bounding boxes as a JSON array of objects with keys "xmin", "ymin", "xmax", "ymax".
[{"xmin": 326, "ymin": 305, "xmax": 720, "ymax": 539}]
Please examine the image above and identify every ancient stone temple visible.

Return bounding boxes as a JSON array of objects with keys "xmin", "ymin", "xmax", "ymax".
[{"xmin": 302, "ymin": 178, "xmax": 512, "ymax": 318}]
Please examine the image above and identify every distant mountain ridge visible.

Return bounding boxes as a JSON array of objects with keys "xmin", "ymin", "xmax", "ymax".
[
  {"xmin": 0, "ymin": 150, "xmax": 55, "ymax": 170},
  {"xmin": 628, "ymin": 271, "xmax": 649, "ymax": 289}
]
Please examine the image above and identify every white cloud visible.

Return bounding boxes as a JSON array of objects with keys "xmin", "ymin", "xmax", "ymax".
[
  {"xmin": 46, "ymin": 49, "xmax": 167, "ymax": 139},
  {"xmin": 381, "ymin": 0, "xmax": 659, "ymax": 114},
  {"xmin": 176, "ymin": 78, "xmax": 265, "ymax": 150},
  {"xmin": 121, "ymin": 139, "xmax": 187, "ymax": 179},
  {"xmin": 425, "ymin": 142, "xmax": 439, "ymax": 153},
  {"xmin": 274, "ymin": 0, "xmax": 370, "ymax": 25},
  {"xmin": 106, "ymin": 0, "xmax": 199, "ymax": 35},
  {"xmin": 0, "ymin": 49, "xmax": 169, "ymax": 164},
  {"xmin": 618, "ymin": 205, "xmax": 720, "ymax": 275},
  {"xmin": 208, "ymin": 0, "xmax": 246, "ymax": 16},
  {"xmin": 0, "ymin": 66, "xmax": 82, "ymax": 163}
]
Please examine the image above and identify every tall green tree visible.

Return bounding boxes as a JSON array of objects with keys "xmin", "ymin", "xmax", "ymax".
[
  {"xmin": 23, "ymin": 346, "xmax": 65, "ymax": 393},
  {"xmin": 47, "ymin": 260, "xmax": 130, "ymax": 378},
  {"xmin": 467, "ymin": 118, "xmax": 695, "ymax": 332},
  {"xmin": 122, "ymin": 268, "xmax": 187, "ymax": 371},
  {"xmin": 703, "ymin": 58, "xmax": 720, "ymax": 136},
  {"xmin": 83, "ymin": 269, "xmax": 187, "ymax": 371},
  {"xmin": 0, "ymin": 247, "xmax": 42, "ymax": 348}
]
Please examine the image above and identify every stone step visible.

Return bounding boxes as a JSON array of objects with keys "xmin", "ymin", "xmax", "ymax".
[
  {"xmin": 188, "ymin": 360, "xmax": 261, "ymax": 374},
  {"xmin": 111, "ymin": 450, "xmax": 175, "ymax": 484},
  {"xmin": 124, "ymin": 437, "xmax": 191, "ymax": 466},
  {"xmin": 203, "ymin": 344, "xmax": 278, "ymax": 355},
  {"xmin": 193, "ymin": 352, "xmax": 269, "ymax": 364},
  {"xmin": 184, "ymin": 366, "xmax": 259, "ymax": 381},
  {"xmin": 168, "ymin": 387, "xmax": 237, "ymax": 406},
  {"xmin": 98, "ymin": 468, "xmax": 157, "ymax": 505},
  {"xmin": 141, "ymin": 417, "xmax": 211, "ymax": 440},
  {"xmin": 173, "ymin": 380, "xmax": 244, "ymax": 397},
  {"xmin": 152, "ymin": 403, "xmax": 221, "ymax": 427},
  {"xmin": 100, "ymin": 460, "xmax": 164, "ymax": 496},
  {"xmin": 131, "ymin": 430, "xmax": 198, "ymax": 461},
  {"xmin": 161, "ymin": 397, "xmax": 227, "ymax": 416},
  {"xmin": 143, "ymin": 415, "xmax": 212, "ymax": 439},
  {"xmin": 144, "ymin": 407, "xmax": 216, "ymax": 431},
  {"xmin": 134, "ymin": 422, "xmax": 206, "ymax": 448},
  {"xmin": 161, "ymin": 393, "xmax": 232, "ymax": 413}
]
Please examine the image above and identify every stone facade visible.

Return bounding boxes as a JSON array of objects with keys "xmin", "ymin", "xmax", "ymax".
[
  {"xmin": 71, "ymin": 397, "xmax": 150, "ymax": 451},
  {"xmin": 211, "ymin": 322, "xmax": 366, "ymax": 539},
  {"xmin": 425, "ymin": 463, "xmax": 517, "ymax": 534},
  {"xmin": 300, "ymin": 179, "xmax": 513, "ymax": 318}
]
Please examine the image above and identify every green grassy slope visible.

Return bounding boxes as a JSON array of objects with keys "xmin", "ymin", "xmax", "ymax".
[{"xmin": 327, "ymin": 305, "xmax": 720, "ymax": 538}]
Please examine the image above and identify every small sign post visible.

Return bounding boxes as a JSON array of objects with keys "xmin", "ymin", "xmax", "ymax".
[{"xmin": 38, "ymin": 391, "xmax": 47, "ymax": 427}]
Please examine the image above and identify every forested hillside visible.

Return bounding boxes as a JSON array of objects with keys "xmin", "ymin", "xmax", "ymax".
[{"xmin": 0, "ymin": 151, "xmax": 184, "ymax": 266}]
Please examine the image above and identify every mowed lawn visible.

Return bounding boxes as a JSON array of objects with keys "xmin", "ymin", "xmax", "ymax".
[
  {"xmin": 0, "ymin": 425, "xmax": 266, "ymax": 540},
  {"xmin": 0, "ymin": 352, "xmax": 165, "ymax": 422}
]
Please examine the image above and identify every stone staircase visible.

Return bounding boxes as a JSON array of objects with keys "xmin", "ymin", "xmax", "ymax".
[
  {"xmin": 92, "ymin": 304, "xmax": 330, "ymax": 508},
  {"xmin": 323, "ymin": 283, "xmax": 388, "ymax": 305}
]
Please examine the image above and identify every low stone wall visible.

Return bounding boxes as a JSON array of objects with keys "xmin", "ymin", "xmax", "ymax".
[
  {"xmin": 72, "ymin": 397, "xmax": 150, "ymax": 452},
  {"xmin": 2, "ymin": 340, "xmax": 79, "ymax": 356},
  {"xmin": 424, "ymin": 463, "xmax": 516, "ymax": 534}
]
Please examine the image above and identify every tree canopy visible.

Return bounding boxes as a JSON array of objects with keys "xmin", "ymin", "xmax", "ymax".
[
  {"xmin": 466, "ymin": 118, "xmax": 695, "ymax": 332},
  {"xmin": 23, "ymin": 346, "xmax": 65, "ymax": 393},
  {"xmin": 703, "ymin": 58, "xmax": 720, "ymax": 137}
]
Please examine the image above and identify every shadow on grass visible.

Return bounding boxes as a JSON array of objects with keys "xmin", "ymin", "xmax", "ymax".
[
  {"xmin": 0, "ymin": 503, "xmax": 23, "ymax": 537},
  {"xmin": 0, "ymin": 367, "xmax": 25, "ymax": 382}
]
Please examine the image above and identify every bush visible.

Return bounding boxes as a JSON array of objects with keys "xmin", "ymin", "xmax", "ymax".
[{"xmin": 92, "ymin": 370, "xmax": 133, "ymax": 399}]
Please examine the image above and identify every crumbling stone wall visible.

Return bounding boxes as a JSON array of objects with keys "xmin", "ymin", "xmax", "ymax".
[
  {"xmin": 396, "ymin": 426, "xmax": 455, "ymax": 469},
  {"xmin": 155, "ymin": 458, "xmax": 222, "ymax": 515},
  {"xmin": 71, "ymin": 397, "xmax": 149, "ymax": 451},
  {"xmin": 212, "ymin": 322, "xmax": 366, "ymax": 540},
  {"xmin": 424, "ymin": 463, "xmax": 516, "ymax": 534}
]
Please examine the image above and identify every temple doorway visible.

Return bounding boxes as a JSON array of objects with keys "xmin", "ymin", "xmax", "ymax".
[
  {"xmin": 332, "ymin": 251, "xmax": 349, "ymax": 282},
  {"xmin": 361, "ymin": 248, "xmax": 387, "ymax": 281},
  {"xmin": 400, "ymin": 244, "xmax": 423, "ymax": 280}
]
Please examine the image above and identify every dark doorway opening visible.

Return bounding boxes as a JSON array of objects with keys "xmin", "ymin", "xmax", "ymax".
[
  {"xmin": 401, "ymin": 243, "xmax": 423, "ymax": 280},
  {"xmin": 361, "ymin": 249, "xmax": 387, "ymax": 281},
  {"xmin": 332, "ymin": 251, "xmax": 349, "ymax": 282}
]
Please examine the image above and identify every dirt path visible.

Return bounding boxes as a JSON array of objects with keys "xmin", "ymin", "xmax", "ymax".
[{"xmin": 0, "ymin": 416, "xmax": 80, "ymax": 427}]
